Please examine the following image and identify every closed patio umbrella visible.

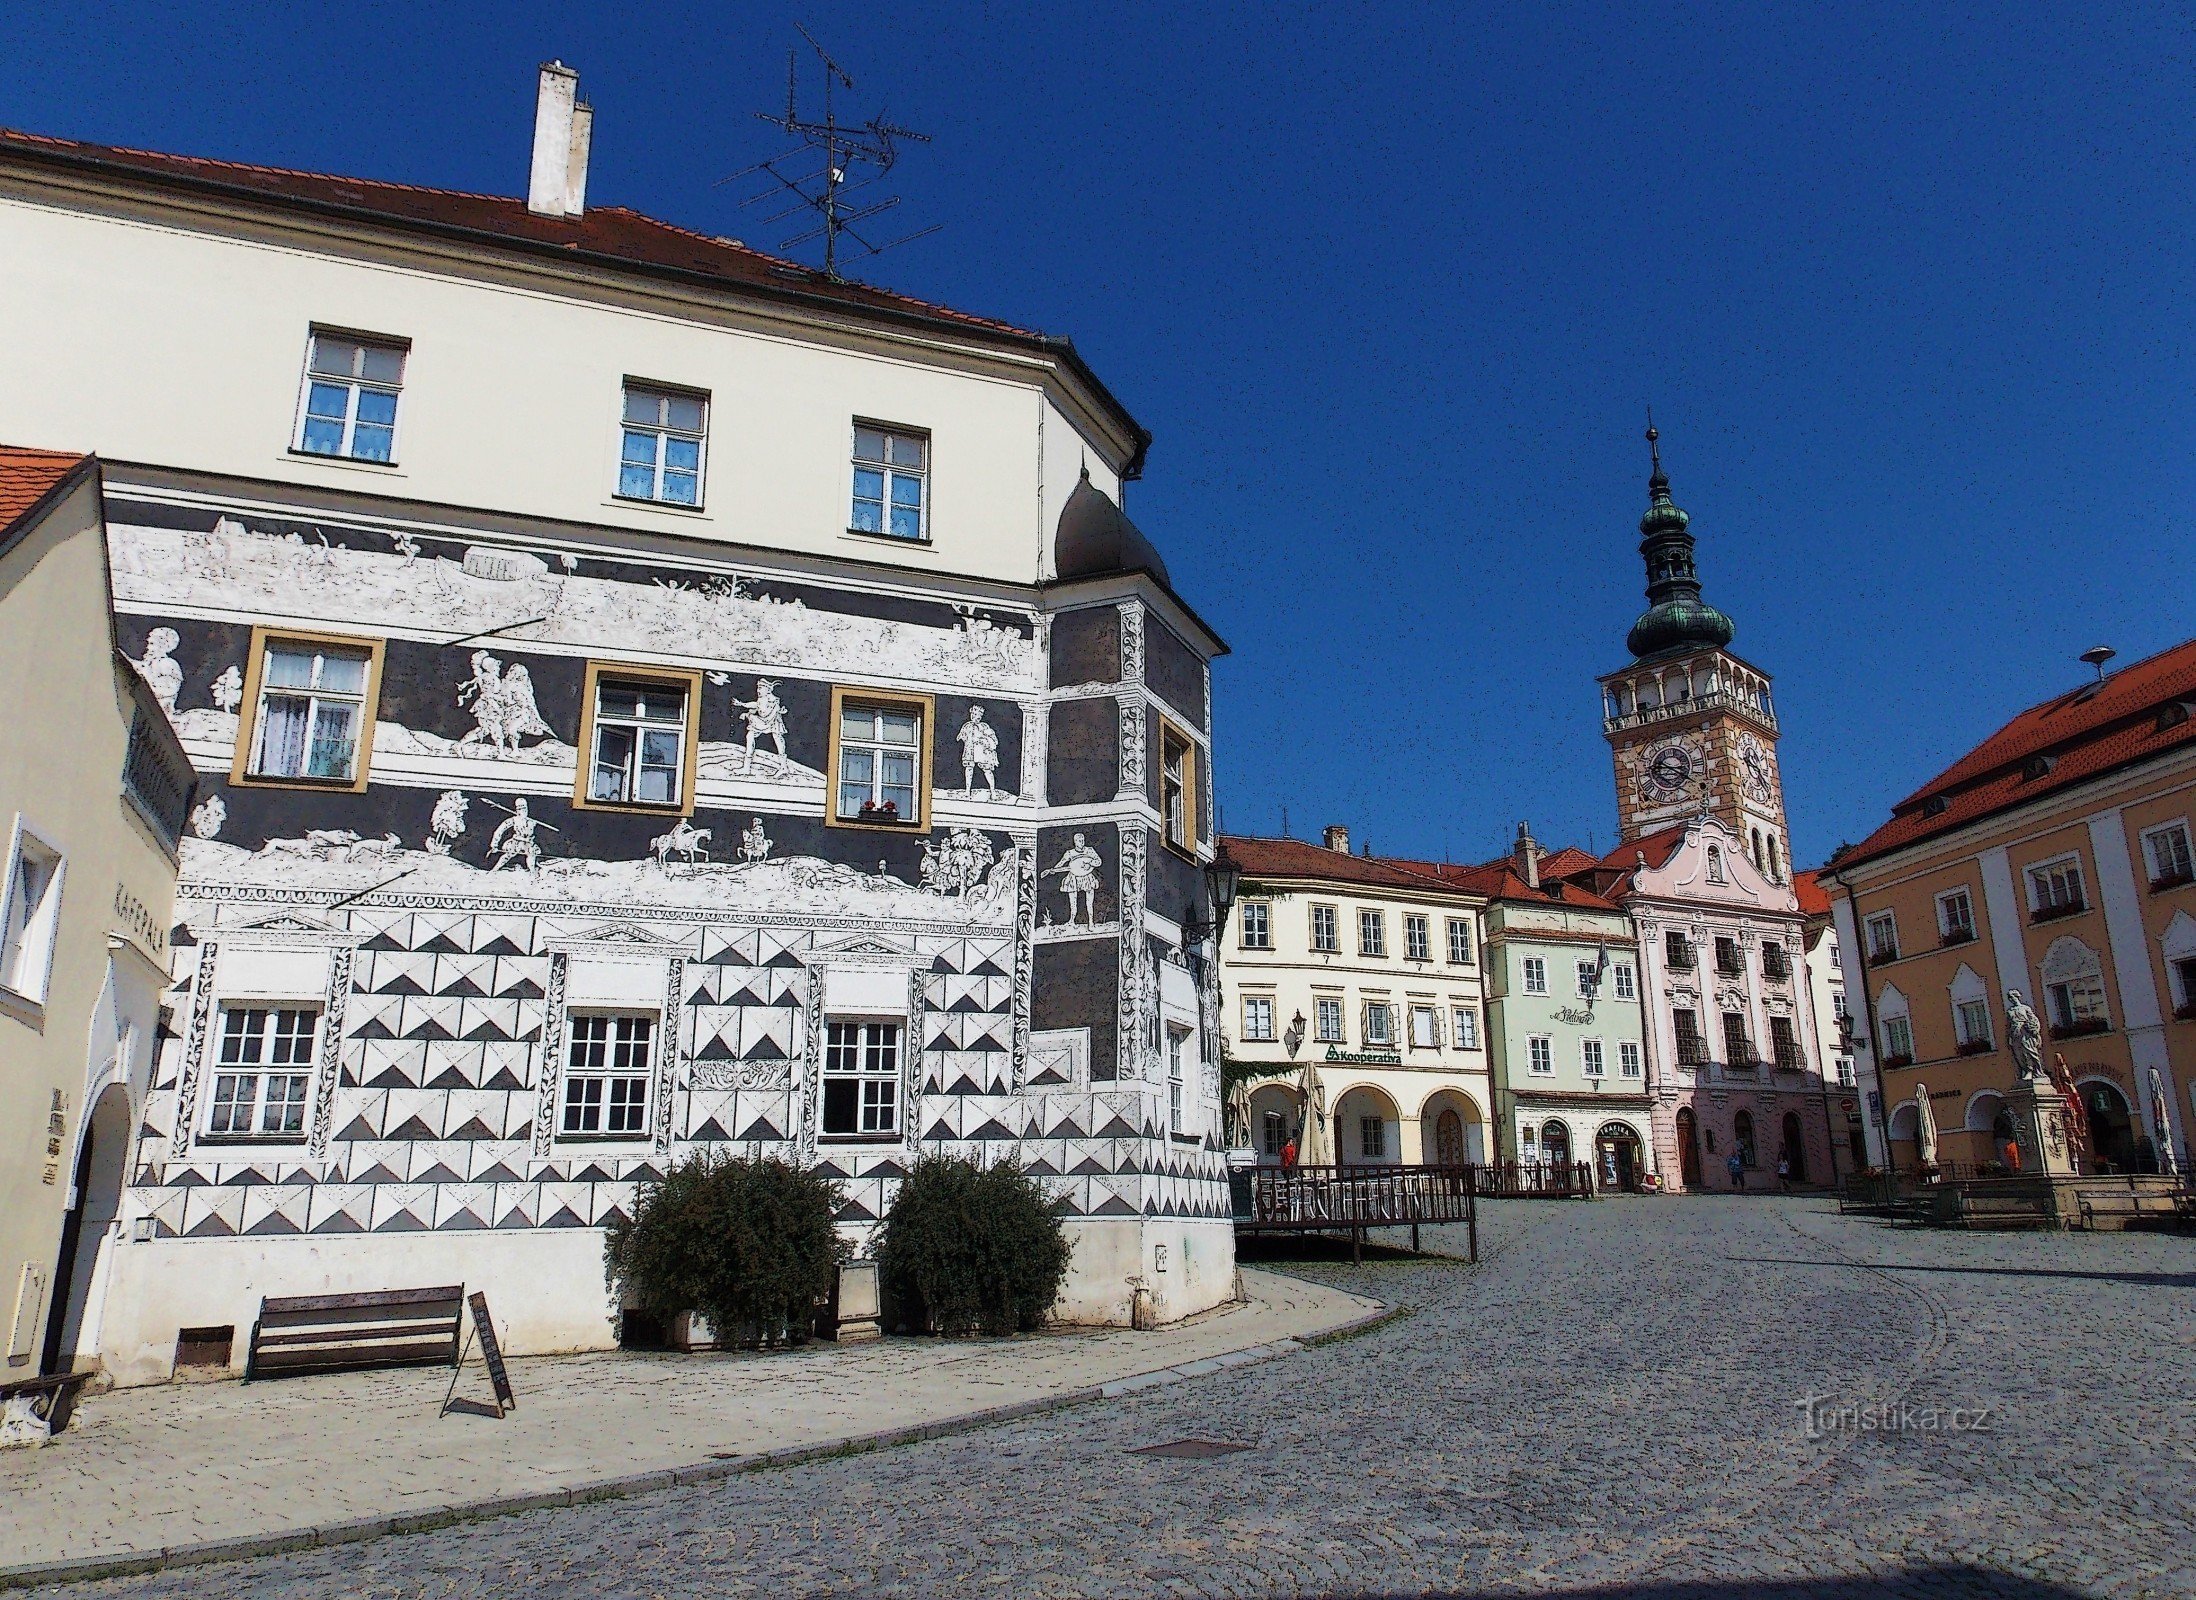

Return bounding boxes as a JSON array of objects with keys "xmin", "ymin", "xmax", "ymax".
[
  {"xmin": 1913, "ymin": 1084, "xmax": 1939, "ymax": 1168},
  {"xmin": 1226, "ymin": 1076, "xmax": 1254, "ymax": 1149},
  {"xmin": 1295, "ymin": 1059, "xmax": 1333, "ymax": 1168},
  {"xmin": 2149, "ymin": 1068, "xmax": 2178, "ymax": 1176}
]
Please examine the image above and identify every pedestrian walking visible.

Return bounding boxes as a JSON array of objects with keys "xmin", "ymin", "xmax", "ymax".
[
  {"xmin": 1727, "ymin": 1150, "xmax": 1745, "ymax": 1191},
  {"xmin": 1281, "ymin": 1136, "xmax": 1299, "ymax": 1170},
  {"xmin": 1776, "ymin": 1155, "xmax": 1792, "ymax": 1194}
]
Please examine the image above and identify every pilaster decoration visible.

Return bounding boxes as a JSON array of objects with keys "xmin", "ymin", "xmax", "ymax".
[
  {"xmin": 1011, "ymin": 844, "xmax": 1036, "ymax": 1089},
  {"xmin": 1018, "ymin": 695, "xmax": 1048, "ymax": 806},
  {"xmin": 1118, "ymin": 825, "xmax": 1148, "ymax": 1079},
  {"xmin": 170, "ymin": 940, "xmax": 220, "ymax": 1157},
  {"xmin": 796, "ymin": 964, "xmax": 825, "ymax": 1166},
  {"xmin": 906, "ymin": 967, "xmax": 930, "ymax": 1136},
  {"xmin": 1118, "ymin": 599, "xmax": 1145, "ymax": 683},
  {"xmin": 306, "ymin": 947, "xmax": 355, "ymax": 1158},
  {"xmin": 531, "ymin": 952, "xmax": 570, "ymax": 1157},
  {"xmin": 1116, "ymin": 692, "xmax": 1146, "ymax": 800},
  {"xmin": 654, "ymin": 956, "xmax": 685, "ymax": 1154}
]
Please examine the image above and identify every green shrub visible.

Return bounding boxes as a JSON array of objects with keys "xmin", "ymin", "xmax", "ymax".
[
  {"xmin": 877, "ymin": 1154, "xmax": 1071, "ymax": 1336},
  {"xmin": 605, "ymin": 1152, "xmax": 848, "ymax": 1347}
]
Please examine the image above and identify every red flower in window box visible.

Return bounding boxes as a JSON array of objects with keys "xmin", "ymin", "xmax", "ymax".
[{"xmin": 858, "ymin": 799, "xmax": 904, "ymax": 823}]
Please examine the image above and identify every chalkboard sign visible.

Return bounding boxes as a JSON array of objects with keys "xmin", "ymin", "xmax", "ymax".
[{"xmin": 468, "ymin": 1291, "xmax": 516, "ymax": 1417}]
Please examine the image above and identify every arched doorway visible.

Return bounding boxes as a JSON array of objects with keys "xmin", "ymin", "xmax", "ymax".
[
  {"xmin": 43, "ymin": 1082, "xmax": 133, "ymax": 1374},
  {"xmin": 1541, "ymin": 1119, "xmax": 1572, "ymax": 1171},
  {"xmin": 2082, "ymin": 1081, "xmax": 2138, "ymax": 1172},
  {"xmin": 1335, "ymin": 1086, "xmax": 1402, "ymax": 1166},
  {"xmin": 1596, "ymin": 1122, "xmax": 1644, "ymax": 1191},
  {"xmin": 1675, "ymin": 1107, "xmax": 1703, "ymax": 1188},
  {"xmin": 1247, "ymin": 1084, "xmax": 1298, "ymax": 1165},
  {"xmin": 1733, "ymin": 1109, "xmax": 1757, "ymax": 1170},
  {"xmin": 1418, "ymin": 1089, "xmax": 1486, "ymax": 1168},
  {"xmin": 1780, "ymin": 1112, "xmax": 1806, "ymax": 1184}
]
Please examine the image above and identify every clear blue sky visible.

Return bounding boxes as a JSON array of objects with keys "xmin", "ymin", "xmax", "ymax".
[{"xmin": 9, "ymin": 2, "xmax": 2193, "ymax": 868}]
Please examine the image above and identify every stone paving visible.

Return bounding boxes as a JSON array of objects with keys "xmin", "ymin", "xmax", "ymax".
[{"xmin": 36, "ymin": 1197, "xmax": 2196, "ymax": 1598}]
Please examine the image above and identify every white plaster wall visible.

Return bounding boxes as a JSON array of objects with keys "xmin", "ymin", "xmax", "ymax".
[
  {"xmin": 0, "ymin": 196, "xmax": 1123, "ymax": 587},
  {"xmin": 95, "ymin": 1228, "xmax": 615, "ymax": 1387},
  {"xmin": 1052, "ymin": 1218, "xmax": 1236, "ymax": 1327}
]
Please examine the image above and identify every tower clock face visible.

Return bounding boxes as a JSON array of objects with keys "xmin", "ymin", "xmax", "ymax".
[
  {"xmin": 1641, "ymin": 739, "xmax": 1696, "ymax": 803},
  {"xmin": 1737, "ymin": 733, "xmax": 1774, "ymax": 801}
]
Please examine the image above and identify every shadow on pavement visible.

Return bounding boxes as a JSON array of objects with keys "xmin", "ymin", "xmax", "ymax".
[
  {"xmin": 1727, "ymin": 1254, "xmax": 2196, "ymax": 1289},
  {"xmin": 1330, "ymin": 1567, "xmax": 2093, "ymax": 1598}
]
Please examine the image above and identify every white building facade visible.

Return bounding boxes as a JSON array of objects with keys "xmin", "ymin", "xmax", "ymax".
[{"xmin": 0, "ymin": 67, "xmax": 1236, "ymax": 1383}]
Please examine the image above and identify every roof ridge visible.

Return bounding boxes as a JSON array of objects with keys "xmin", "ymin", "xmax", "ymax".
[{"xmin": 1, "ymin": 127, "xmax": 530, "ymax": 210}]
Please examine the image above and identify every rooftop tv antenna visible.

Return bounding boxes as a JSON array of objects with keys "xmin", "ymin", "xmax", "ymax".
[{"xmin": 719, "ymin": 26, "xmax": 938, "ymax": 280}]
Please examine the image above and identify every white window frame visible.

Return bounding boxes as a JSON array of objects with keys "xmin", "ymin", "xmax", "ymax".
[
  {"xmin": 248, "ymin": 639, "xmax": 375, "ymax": 785},
  {"xmin": 1408, "ymin": 1003, "xmax": 1440, "ymax": 1049},
  {"xmin": 1240, "ymin": 994, "xmax": 1277, "ymax": 1042},
  {"xmin": 560, "ymin": 1010, "xmax": 658, "ymax": 1140},
  {"xmin": 2026, "ymin": 853, "xmax": 2087, "ymax": 916},
  {"xmin": 1167, "ymin": 1026, "xmax": 1188, "ymax": 1135},
  {"xmin": 1881, "ymin": 1013, "xmax": 1915, "ymax": 1062},
  {"xmin": 2142, "ymin": 820, "xmax": 2193, "ymax": 887},
  {"xmin": 835, "ymin": 699, "xmax": 925, "ymax": 824},
  {"xmin": 1522, "ymin": 955, "xmax": 1548, "ymax": 995},
  {"xmin": 1618, "ymin": 1040, "xmax": 1643, "ymax": 1078},
  {"xmin": 1576, "ymin": 958, "xmax": 1600, "ymax": 999},
  {"xmin": 1362, "ymin": 1001, "xmax": 1395, "ymax": 1047},
  {"xmin": 617, "ymin": 382, "xmax": 708, "ymax": 506},
  {"xmin": 1359, "ymin": 1113, "xmax": 1387, "ymax": 1161},
  {"xmin": 1953, "ymin": 997, "xmax": 1992, "ymax": 1049},
  {"xmin": 821, "ymin": 1017, "xmax": 903, "ymax": 1141},
  {"xmin": 1310, "ymin": 904, "xmax": 1339, "ymax": 953},
  {"xmin": 202, "ymin": 1004, "xmax": 320, "ymax": 1143},
  {"xmin": 1313, "ymin": 996, "xmax": 1344, "ymax": 1043},
  {"xmin": 1613, "ymin": 962, "xmax": 1636, "ymax": 1001},
  {"xmin": 1864, "ymin": 911, "xmax": 1900, "ymax": 963},
  {"xmin": 1239, "ymin": 902, "xmax": 1273, "ymax": 950},
  {"xmin": 586, "ymin": 676, "xmax": 692, "ymax": 808},
  {"xmin": 0, "ymin": 821, "xmax": 65, "ymax": 1007},
  {"xmin": 1452, "ymin": 1005, "xmax": 1479, "ymax": 1050},
  {"xmin": 1936, "ymin": 887, "xmax": 1977, "ymax": 942},
  {"xmin": 1404, "ymin": 914, "xmax": 1431, "ymax": 961},
  {"xmin": 1358, "ymin": 910, "xmax": 1387, "ymax": 958},
  {"xmin": 850, "ymin": 421, "xmax": 929, "ymax": 541},
  {"xmin": 1527, "ymin": 1034, "xmax": 1553, "ymax": 1075},
  {"xmin": 1581, "ymin": 1037, "xmax": 1605, "ymax": 1078},
  {"xmin": 294, "ymin": 329, "xmax": 406, "ymax": 463},
  {"xmin": 1446, "ymin": 917, "xmax": 1475, "ymax": 965}
]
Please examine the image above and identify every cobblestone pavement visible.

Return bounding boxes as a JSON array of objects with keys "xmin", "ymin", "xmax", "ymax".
[{"xmin": 58, "ymin": 1198, "xmax": 2196, "ymax": 1599}]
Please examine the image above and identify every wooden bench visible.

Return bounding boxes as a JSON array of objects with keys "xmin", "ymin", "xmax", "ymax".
[
  {"xmin": 2076, "ymin": 1189, "xmax": 2186, "ymax": 1232},
  {"xmin": 245, "ymin": 1286, "xmax": 466, "ymax": 1380}
]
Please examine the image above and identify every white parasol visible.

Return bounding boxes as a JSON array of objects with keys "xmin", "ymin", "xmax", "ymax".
[
  {"xmin": 1295, "ymin": 1059, "xmax": 1333, "ymax": 1167},
  {"xmin": 1913, "ymin": 1083, "xmax": 1939, "ymax": 1168}
]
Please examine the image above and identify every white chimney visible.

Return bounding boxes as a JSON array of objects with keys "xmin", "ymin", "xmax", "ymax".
[
  {"xmin": 1323, "ymin": 825, "xmax": 1350, "ymax": 855},
  {"xmin": 528, "ymin": 61, "xmax": 589, "ymax": 219}
]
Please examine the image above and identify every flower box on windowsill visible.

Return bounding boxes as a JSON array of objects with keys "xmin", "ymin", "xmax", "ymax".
[
  {"xmin": 1956, "ymin": 1038, "xmax": 1996, "ymax": 1057},
  {"xmin": 2030, "ymin": 899, "xmax": 2087, "ymax": 924},
  {"xmin": 855, "ymin": 801, "xmax": 911, "ymax": 825},
  {"xmin": 2049, "ymin": 1018, "xmax": 2110, "ymax": 1039},
  {"xmin": 1880, "ymin": 1052, "xmax": 1915, "ymax": 1070},
  {"xmin": 2149, "ymin": 869, "xmax": 2194, "ymax": 893},
  {"xmin": 1938, "ymin": 928, "xmax": 1977, "ymax": 948}
]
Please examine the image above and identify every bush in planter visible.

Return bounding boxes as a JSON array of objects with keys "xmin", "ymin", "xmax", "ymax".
[
  {"xmin": 605, "ymin": 1152, "xmax": 847, "ymax": 1348},
  {"xmin": 876, "ymin": 1154, "xmax": 1070, "ymax": 1336}
]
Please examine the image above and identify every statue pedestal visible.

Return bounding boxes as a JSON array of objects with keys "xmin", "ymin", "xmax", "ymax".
[{"xmin": 2010, "ymin": 1079, "xmax": 2077, "ymax": 1178}]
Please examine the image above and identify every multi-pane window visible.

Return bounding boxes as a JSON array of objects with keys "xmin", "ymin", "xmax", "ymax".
[
  {"xmin": 206, "ymin": 1006, "xmax": 317, "ymax": 1139},
  {"xmin": 561, "ymin": 1014, "xmax": 654, "ymax": 1137},
  {"xmin": 2028, "ymin": 856, "xmax": 2086, "ymax": 918},
  {"xmin": 1576, "ymin": 958, "xmax": 1600, "ymax": 998},
  {"xmin": 1618, "ymin": 1040, "xmax": 1643, "ymax": 1078},
  {"xmin": 618, "ymin": 385, "xmax": 707, "ymax": 505},
  {"xmin": 249, "ymin": 640, "xmax": 372, "ymax": 783},
  {"xmin": 1770, "ymin": 1014, "xmax": 1802, "ymax": 1068},
  {"xmin": 1721, "ymin": 1011, "xmax": 1752, "ymax": 1067},
  {"xmin": 1404, "ymin": 914, "xmax": 1430, "ymax": 961},
  {"xmin": 588, "ymin": 678, "xmax": 689, "ymax": 806},
  {"xmin": 1581, "ymin": 1038, "xmax": 1605, "ymax": 1078},
  {"xmin": 2172, "ymin": 956, "xmax": 2196, "ymax": 1015},
  {"xmin": 822, "ymin": 1020, "xmax": 901, "ymax": 1138},
  {"xmin": 297, "ymin": 332, "xmax": 404, "ymax": 462},
  {"xmin": 1954, "ymin": 998, "xmax": 1992, "ymax": 1050},
  {"xmin": 1362, "ymin": 1002, "xmax": 1395, "ymax": 1047},
  {"xmin": 1262, "ymin": 1110, "xmax": 1286, "ymax": 1157},
  {"xmin": 1452, "ymin": 1005, "xmax": 1479, "ymax": 1049},
  {"xmin": 1762, "ymin": 944, "xmax": 1791, "ymax": 981},
  {"xmin": 851, "ymin": 423, "xmax": 927, "ymax": 540},
  {"xmin": 1666, "ymin": 931, "xmax": 1696, "ymax": 970},
  {"xmin": 1241, "ymin": 995, "xmax": 1276, "ymax": 1042},
  {"xmin": 1714, "ymin": 937, "xmax": 1743, "ymax": 977},
  {"xmin": 1409, "ymin": 1004, "xmax": 1439, "ymax": 1048},
  {"xmin": 1673, "ymin": 1009, "xmax": 1706, "ymax": 1065},
  {"xmin": 1310, "ymin": 905, "xmax": 1339, "ymax": 953},
  {"xmin": 1239, "ymin": 902, "xmax": 1272, "ymax": 950},
  {"xmin": 1167, "ymin": 1028, "xmax": 1187, "ymax": 1135},
  {"xmin": 1446, "ymin": 917, "xmax": 1474, "ymax": 965},
  {"xmin": 1159, "ymin": 725, "xmax": 1194, "ymax": 853},
  {"xmin": 2144, "ymin": 823, "xmax": 2194, "ymax": 889},
  {"xmin": 1864, "ymin": 912, "xmax": 1900, "ymax": 963},
  {"xmin": 837, "ymin": 702, "xmax": 921, "ymax": 822},
  {"xmin": 1314, "ymin": 997, "xmax": 1344, "ymax": 1042},
  {"xmin": 1522, "ymin": 956, "xmax": 1547, "ymax": 995},
  {"xmin": 1358, "ymin": 910, "xmax": 1386, "ymax": 957},
  {"xmin": 1881, "ymin": 1013, "xmax": 1914, "ymax": 1063},
  {"xmin": 0, "ymin": 829, "xmax": 64, "ymax": 1003},
  {"xmin": 1359, "ymin": 1114, "xmax": 1387, "ymax": 1160},
  {"xmin": 1937, "ymin": 888, "xmax": 1977, "ymax": 943},
  {"xmin": 1613, "ymin": 963, "xmax": 1636, "ymax": 1001},
  {"xmin": 2045, "ymin": 972, "xmax": 2110, "ymax": 1033},
  {"xmin": 1527, "ymin": 1035, "xmax": 1553, "ymax": 1074}
]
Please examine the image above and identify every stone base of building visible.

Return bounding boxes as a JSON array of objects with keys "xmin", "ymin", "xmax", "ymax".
[
  {"xmin": 90, "ymin": 1215, "xmax": 1238, "ymax": 1387},
  {"xmin": 1652, "ymin": 1086, "xmax": 1838, "ymax": 1194}
]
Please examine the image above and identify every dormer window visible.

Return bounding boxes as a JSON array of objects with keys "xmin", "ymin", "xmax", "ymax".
[
  {"xmin": 2023, "ymin": 753, "xmax": 2058, "ymax": 781},
  {"xmin": 2157, "ymin": 700, "xmax": 2192, "ymax": 732}
]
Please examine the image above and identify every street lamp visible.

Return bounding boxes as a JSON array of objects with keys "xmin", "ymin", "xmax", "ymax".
[{"xmin": 1183, "ymin": 841, "xmax": 1243, "ymax": 942}]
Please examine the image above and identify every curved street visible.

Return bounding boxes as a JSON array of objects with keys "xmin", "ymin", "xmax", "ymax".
[{"xmin": 56, "ymin": 1196, "xmax": 2196, "ymax": 1600}]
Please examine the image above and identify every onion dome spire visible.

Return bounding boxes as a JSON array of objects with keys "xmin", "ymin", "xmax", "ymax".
[{"xmin": 1625, "ymin": 417, "xmax": 1736, "ymax": 660}]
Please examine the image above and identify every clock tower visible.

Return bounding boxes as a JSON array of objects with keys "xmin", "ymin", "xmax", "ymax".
[{"xmin": 1598, "ymin": 427, "xmax": 1792, "ymax": 879}]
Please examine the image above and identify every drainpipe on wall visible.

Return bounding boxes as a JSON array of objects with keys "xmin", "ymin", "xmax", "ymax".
[{"xmin": 1823, "ymin": 867, "xmax": 1893, "ymax": 1178}]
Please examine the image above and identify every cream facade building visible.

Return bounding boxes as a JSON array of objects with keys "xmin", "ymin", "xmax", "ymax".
[
  {"xmin": 1, "ymin": 450, "xmax": 193, "ymax": 1377},
  {"xmin": 1219, "ymin": 830, "xmax": 1492, "ymax": 1168}
]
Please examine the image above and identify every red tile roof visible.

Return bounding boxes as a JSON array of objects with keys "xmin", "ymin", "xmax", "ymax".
[
  {"xmin": 1791, "ymin": 869, "xmax": 1832, "ymax": 918},
  {"xmin": 1395, "ymin": 857, "xmax": 1625, "ymax": 912},
  {"xmin": 0, "ymin": 446, "xmax": 93, "ymax": 543},
  {"xmin": 1595, "ymin": 823, "xmax": 1690, "ymax": 874},
  {"xmin": 0, "ymin": 126, "xmax": 1150, "ymax": 470},
  {"xmin": 1221, "ymin": 835, "xmax": 1450, "ymax": 892},
  {"xmin": 1838, "ymin": 636, "xmax": 2196, "ymax": 869}
]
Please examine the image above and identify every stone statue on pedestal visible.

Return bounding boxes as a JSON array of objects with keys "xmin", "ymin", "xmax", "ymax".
[{"xmin": 2006, "ymin": 991, "xmax": 2045, "ymax": 1082}]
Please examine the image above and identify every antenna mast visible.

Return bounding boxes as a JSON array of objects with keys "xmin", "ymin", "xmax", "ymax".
[{"xmin": 721, "ymin": 26, "xmax": 938, "ymax": 281}]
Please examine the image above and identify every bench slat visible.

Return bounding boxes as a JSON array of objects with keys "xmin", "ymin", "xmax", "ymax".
[
  {"xmin": 251, "ymin": 1343, "xmax": 459, "ymax": 1373},
  {"xmin": 252, "ymin": 1325, "xmax": 461, "ymax": 1351},
  {"xmin": 259, "ymin": 1286, "xmax": 465, "ymax": 1316},
  {"xmin": 258, "ymin": 1303, "xmax": 461, "ymax": 1332}
]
